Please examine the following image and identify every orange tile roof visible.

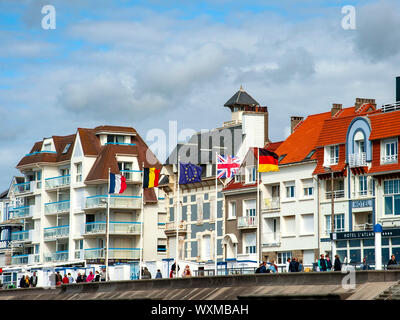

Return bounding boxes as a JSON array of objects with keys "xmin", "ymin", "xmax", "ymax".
[
  {"xmin": 369, "ymin": 110, "xmax": 400, "ymax": 140},
  {"xmin": 274, "ymin": 111, "xmax": 332, "ymax": 165}
]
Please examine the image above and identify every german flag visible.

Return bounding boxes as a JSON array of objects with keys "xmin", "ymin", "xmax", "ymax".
[
  {"xmin": 143, "ymin": 167, "xmax": 160, "ymax": 188},
  {"xmin": 258, "ymin": 148, "xmax": 279, "ymax": 172}
]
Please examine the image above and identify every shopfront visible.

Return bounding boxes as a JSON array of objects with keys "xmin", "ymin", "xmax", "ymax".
[{"xmin": 332, "ymin": 228, "xmax": 400, "ymax": 266}]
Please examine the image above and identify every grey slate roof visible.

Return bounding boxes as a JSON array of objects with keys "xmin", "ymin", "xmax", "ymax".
[{"xmin": 224, "ymin": 87, "xmax": 259, "ymax": 107}]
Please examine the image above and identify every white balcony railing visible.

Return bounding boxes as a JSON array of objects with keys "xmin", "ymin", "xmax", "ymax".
[
  {"xmin": 261, "ymin": 197, "xmax": 280, "ymax": 211},
  {"xmin": 325, "ymin": 190, "xmax": 345, "ymax": 199},
  {"xmin": 44, "ymin": 225, "xmax": 69, "ymax": 240},
  {"xmin": 120, "ymin": 170, "xmax": 142, "ymax": 183},
  {"xmin": 353, "ymin": 223, "xmax": 373, "ymax": 231},
  {"xmin": 381, "ymin": 154, "xmax": 398, "ymax": 164},
  {"xmin": 85, "ymin": 195, "xmax": 141, "ymax": 210},
  {"xmin": 349, "ymin": 152, "xmax": 366, "ymax": 167},
  {"xmin": 84, "ymin": 221, "xmax": 141, "ymax": 235},
  {"xmin": 44, "ymin": 200, "xmax": 70, "ymax": 215},
  {"xmin": 237, "ymin": 216, "xmax": 257, "ymax": 228},
  {"xmin": 9, "ymin": 205, "xmax": 34, "ymax": 219},
  {"xmin": 11, "ymin": 230, "xmax": 32, "ymax": 242},
  {"xmin": 262, "ymin": 232, "xmax": 281, "ymax": 247},
  {"xmin": 11, "ymin": 253, "xmax": 39, "ymax": 265},
  {"xmin": 44, "ymin": 251, "xmax": 69, "ymax": 263},
  {"xmin": 83, "ymin": 248, "xmax": 140, "ymax": 260},
  {"xmin": 13, "ymin": 181, "xmax": 35, "ymax": 195},
  {"xmin": 45, "ymin": 175, "xmax": 70, "ymax": 189}
]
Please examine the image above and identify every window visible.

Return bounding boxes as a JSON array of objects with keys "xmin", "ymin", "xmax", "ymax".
[
  {"xmin": 43, "ymin": 143, "xmax": 51, "ymax": 151},
  {"xmin": 204, "ymin": 193, "xmax": 209, "ymax": 201},
  {"xmin": 75, "ymin": 163, "xmax": 82, "ymax": 183},
  {"xmin": 304, "ymin": 149, "xmax": 316, "ymax": 160},
  {"xmin": 285, "ymin": 183, "xmax": 295, "ymax": 199},
  {"xmin": 301, "ymin": 214, "xmax": 314, "ymax": 234},
  {"xmin": 359, "ymin": 176, "xmax": 368, "ymax": 196},
  {"xmin": 245, "ymin": 166, "xmax": 256, "ymax": 183},
  {"xmin": 201, "ymin": 235, "xmax": 211, "ymax": 260},
  {"xmin": 382, "ymin": 139, "xmax": 398, "ymax": 164},
  {"xmin": 325, "ymin": 214, "xmax": 345, "ymax": 234},
  {"xmin": 244, "ymin": 233, "xmax": 256, "ymax": 254},
  {"xmin": 356, "ymin": 140, "xmax": 365, "ymax": 154},
  {"xmin": 107, "ymin": 135, "xmax": 125, "ymax": 144},
  {"xmin": 277, "ymin": 251, "xmax": 292, "ymax": 264},
  {"xmin": 62, "ymin": 143, "xmax": 72, "ymax": 154},
  {"xmin": 118, "ymin": 162, "xmax": 133, "ymax": 180},
  {"xmin": 283, "ymin": 215, "xmax": 296, "ymax": 236},
  {"xmin": 35, "ymin": 170, "xmax": 42, "ymax": 189},
  {"xmin": 384, "ymin": 180, "xmax": 400, "ymax": 215},
  {"xmin": 304, "ymin": 187, "xmax": 313, "ymax": 197},
  {"xmin": 278, "ymin": 154, "xmax": 287, "ymax": 163},
  {"xmin": 228, "ymin": 201, "xmax": 236, "ymax": 219},
  {"xmin": 157, "ymin": 239, "xmax": 167, "ymax": 253},
  {"xmin": 329, "ymin": 145, "xmax": 339, "ymax": 164}
]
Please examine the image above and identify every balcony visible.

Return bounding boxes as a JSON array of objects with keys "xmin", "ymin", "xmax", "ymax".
[
  {"xmin": 349, "ymin": 152, "xmax": 366, "ymax": 168},
  {"xmin": 13, "ymin": 181, "xmax": 35, "ymax": 195},
  {"xmin": 261, "ymin": 197, "xmax": 280, "ymax": 212},
  {"xmin": 11, "ymin": 253, "xmax": 39, "ymax": 265},
  {"xmin": 75, "ymin": 249, "xmax": 84, "ymax": 260},
  {"xmin": 325, "ymin": 190, "xmax": 345, "ymax": 200},
  {"xmin": 11, "ymin": 230, "xmax": 32, "ymax": 242},
  {"xmin": 9, "ymin": 205, "xmax": 34, "ymax": 219},
  {"xmin": 45, "ymin": 175, "xmax": 70, "ymax": 190},
  {"xmin": 165, "ymin": 221, "xmax": 187, "ymax": 235},
  {"xmin": 262, "ymin": 232, "xmax": 281, "ymax": 247},
  {"xmin": 382, "ymin": 154, "xmax": 398, "ymax": 164},
  {"xmin": 44, "ymin": 225, "xmax": 69, "ymax": 241},
  {"xmin": 84, "ymin": 221, "xmax": 142, "ymax": 235},
  {"xmin": 120, "ymin": 170, "xmax": 142, "ymax": 183},
  {"xmin": 44, "ymin": 200, "xmax": 70, "ymax": 215},
  {"xmin": 83, "ymin": 248, "xmax": 140, "ymax": 260},
  {"xmin": 237, "ymin": 216, "xmax": 257, "ymax": 229},
  {"xmin": 44, "ymin": 251, "xmax": 69, "ymax": 263},
  {"xmin": 353, "ymin": 223, "xmax": 373, "ymax": 231},
  {"xmin": 84, "ymin": 195, "xmax": 141, "ymax": 210}
]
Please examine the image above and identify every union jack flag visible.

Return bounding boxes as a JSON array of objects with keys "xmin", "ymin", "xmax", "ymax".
[{"xmin": 216, "ymin": 154, "xmax": 241, "ymax": 179}]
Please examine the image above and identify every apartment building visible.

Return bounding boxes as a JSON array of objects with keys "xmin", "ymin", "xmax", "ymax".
[
  {"xmin": 159, "ymin": 87, "xmax": 269, "ymax": 274},
  {"xmin": 6, "ymin": 125, "xmax": 166, "ymax": 275}
]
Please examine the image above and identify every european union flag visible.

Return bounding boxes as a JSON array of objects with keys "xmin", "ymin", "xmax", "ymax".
[{"xmin": 179, "ymin": 163, "xmax": 202, "ymax": 184}]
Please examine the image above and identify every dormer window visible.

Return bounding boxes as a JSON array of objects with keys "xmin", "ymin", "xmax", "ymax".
[
  {"xmin": 324, "ymin": 145, "xmax": 339, "ymax": 166},
  {"xmin": 382, "ymin": 139, "xmax": 398, "ymax": 164},
  {"xmin": 107, "ymin": 135, "xmax": 124, "ymax": 144},
  {"xmin": 43, "ymin": 143, "xmax": 52, "ymax": 151},
  {"xmin": 62, "ymin": 143, "xmax": 72, "ymax": 154}
]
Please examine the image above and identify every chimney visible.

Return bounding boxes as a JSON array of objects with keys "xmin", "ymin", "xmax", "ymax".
[
  {"xmin": 354, "ymin": 98, "xmax": 376, "ymax": 112},
  {"xmin": 291, "ymin": 116, "xmax": 304, "ymax": 133},
  {"xmin": 396, "ymin": 76, "xmax": 400, "ymax": 102},
  {"xmin": 331, "ymin": 104, "xmax": 342, "ymax": 117}
]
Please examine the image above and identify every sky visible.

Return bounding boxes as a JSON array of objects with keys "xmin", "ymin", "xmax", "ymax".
[{"xmin": 0, "ymin": 0, "xmax": 399, "ymax": 191}]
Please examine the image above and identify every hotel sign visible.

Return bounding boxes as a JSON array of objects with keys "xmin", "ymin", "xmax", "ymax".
[
  {"xmin": 351, "ymin": 199, "xmax": 373, "ymax": 209},
  {"xmin": 332, "ymin": 228, "xmax": 400, "ymax": 240}
]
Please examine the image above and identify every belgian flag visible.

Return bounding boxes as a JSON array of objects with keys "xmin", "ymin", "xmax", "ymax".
[
  {"xmin": 143, "ymin": 167, "xmax": 160, "ymax": 188},
  {"xmin": 258, "ymin": 148, "xmax": 279, "ymax": 172}
]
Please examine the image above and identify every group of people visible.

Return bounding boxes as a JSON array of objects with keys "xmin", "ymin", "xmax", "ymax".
[
  {"xmin": 286, "ymin": 258, "xmax": 304, "ymax": 272},
  {"xmin": 18, "ymin": 272, "xmax": 38, "ymax": 288},
  {"xmin": 52, "ymin": 270, "xmax": 103, "ymax": 286},
  {"xmin": 255, "ymin": 260, "xmax": 279, "ymax": 273}
]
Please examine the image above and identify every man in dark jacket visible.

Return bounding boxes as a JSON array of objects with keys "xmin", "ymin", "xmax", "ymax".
[
  {"xmin": 333, "ymin": 255, "xmax": 342, "ymax": 271},
  {"xmin": 388, "ymin": 254, "xmax": 398, "ymax": 268},
  {"xmin": 19, "ymin": 275, "xmax": 28, "ymax": 288},
  {"xmin": 30, "ymin": 272, "xmax": 38, "ymax": 287},
  {"xmin": 318, "ymin": 254, "xmax": 327, "ymax": 271},
  {"xmin": 289, "ymin": 258, "xmax": 299, "ymax": 272}
]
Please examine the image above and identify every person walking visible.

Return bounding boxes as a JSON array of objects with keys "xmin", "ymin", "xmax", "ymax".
[
  {"xmin": 62, "ymin": 274, "xmax": 69, "ymax": 284},
  {"xmin": 170, "ymin": 262, "xmax": 180, "ymax": 278},
  {"xmin": 155, "ymin": 269, "xmax": 163, "ymax": 279},
  {"xmin": 318, "ymin": 254, "xmax": 327, "ymax": 272},
  {"xmin": 333, "ymin": 254, "xmax": 342, "ymax": 271},
  {"xmin": 325, "ymin": 254, "xmax": 332, "ymax": 271},
  {"xmin": 30, "ymin": 272, "xmax": 38, "ymax": 287},
  {"xmin": 55, "ymin": 271, "xmax": 62, "ymax": 286}
]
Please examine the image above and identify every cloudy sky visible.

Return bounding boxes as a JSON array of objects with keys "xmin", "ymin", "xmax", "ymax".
[{"xmin": 0, "ymin": 0, "xmax": 399, "ymax": 191}]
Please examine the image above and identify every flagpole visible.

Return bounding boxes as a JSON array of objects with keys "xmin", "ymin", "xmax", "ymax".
[
  {"xmin": 175, "ymin": 156, "xmax": 180, "ymax": 278},
  {"xmin": 105, "ymin": 167, "xmax": 110, "ymax": 281},
  {"xmin": 257, "ymin": 148, "xmax": 261, "ymax": 263},
  {"xmin": 214, "ymin": 151, "xmax": 218, "ymax": 277},
  {"xmin": 139, "ymin": 162, "xmax": 145, "ymax": 280}
]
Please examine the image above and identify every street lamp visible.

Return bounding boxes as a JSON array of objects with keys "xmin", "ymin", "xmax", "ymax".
[
  {"xmin": 324, "ymin": 166, "xmax": 336, "ymax": 260},
  {"xmin": 100, "ymin": 198, "xmax": 109, "ymax": 281}
]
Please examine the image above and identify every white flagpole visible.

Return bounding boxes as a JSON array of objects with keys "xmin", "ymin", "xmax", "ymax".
[
  {"xmin": 257, "ymin": 148, "xmax": 261, "ymax": 263},
  {"xmin": 105, "ymin": 168, "xmax": 110, "ymax": 281},
  {"xmin": 139, "ymin": 162, "xmax": 145, "ymax": 280},
  {"xmin": 175, "ymin": 156, "xmax": 180, "ymax": 277},
  {"xmin": 214, "ymin": 152, "xmax": 218, "ymax": 276}
]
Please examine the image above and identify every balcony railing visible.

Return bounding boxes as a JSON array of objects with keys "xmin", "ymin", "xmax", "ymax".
[
  {"xmin": 11, "ymin": 253, "xmax": 39, "ymax": 265},
  {"xmin": 44, "ymin": 225, "xmax": 69, "ymax": 240},
  {"xmin": 84, "ymin": 221, "xmax": 141, "ymax": 235},
  {"xmin": 262, "ymin": 197, "xmax": 280, "ymax": 211},
  {"xmin": 11, "ymin": 230, "xmax": 32, "ymax": 242},
  {"xmin": 13, "ymin": 181, "xmax": 35, "ymax": 194},
  {"xmin": 44, "ymin": 200, "xmax": 70, "ymax": 215},
  {"xmin": 325, "ymin": 190, "xmax": 345, "ymax": 199},
  {"xmin": 120, "ymin": 170, "xmax": 142, "ymax": 183},
  {"xmin": 44, "ymin": 251, "xmax": 69, "ymax": 262},
  {"xmin": 83, "ymin": 248, "xmax": 140, "ymax": 259},
  {"xmin": 9, "ymin": 205, "xmax": 34, "ymax": 219},
  {"xmin": 349, "ymin": 152, "xmax": 367, "ymax": 167},
  {"xmin": 85, "ymin": 195, "xmax": 141, "ymax": 210},
  {"xmin": 45, "ymin": 175, "xmax": 70, "ymax": 189},
  {"xmin": 382, "ymin": 154, "xmax": 398, "ymax": 164},
  {"xmin": 165, "ymin": 221, "xmax": 187, "ymax": 232},
  {"xmin": 237, "ymin": 216, "xmax": 257, "ymax": 228},
  {"xmin": 262, "ymin": 232, "xmax": 281, "ymax": 247},
  {"xmin": 353, "ymin": 223, "xmax": 373, "ymax": 231}
]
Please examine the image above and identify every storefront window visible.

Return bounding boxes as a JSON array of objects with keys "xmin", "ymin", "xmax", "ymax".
[
  {"xmin": 337, "ymin": 240, "xmax": 347, "ymax": 248},
  {"xmin": 337, "ymin": 250, "xmax": 347, "ymax": 262},
  {"xmin": 349, "ymin": 240, "xmax": 360, "ymax": 247},
  {"xmin": 363, "ymin": 248, "xmax": 375, "ymax": 264},
  {"xmin": 350, "ymin": 249, "xmax": 361, "ymax": 264},
  {"xmin": 363, "ymin": 239, "xmax": 374, "ymax": 247},
  {"xmin": 392, "ymin": 237, "xmax": 400, "ymax": 246}
]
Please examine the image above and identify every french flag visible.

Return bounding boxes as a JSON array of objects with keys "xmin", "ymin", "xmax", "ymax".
[{"xmin": 109, "ymin": 173, "xmax": 127, "ymax": 194}]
